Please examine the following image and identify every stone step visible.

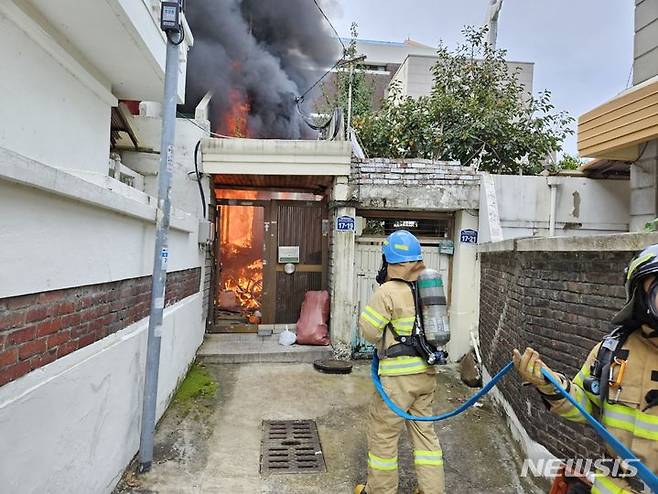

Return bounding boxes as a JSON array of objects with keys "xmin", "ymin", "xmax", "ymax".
[{"xmin": 197, "ymin": 333, "xmax": 333, "ymax": 364}]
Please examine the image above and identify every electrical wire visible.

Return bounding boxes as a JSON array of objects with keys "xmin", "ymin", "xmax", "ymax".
[
  {"xmin": 297, "ymin": 59, "xmax": 343, "ymax": 103},
  {"xmin": 168, "ymin": 29, "xmax": 185, "ymax": 46},
  {"xmin": 312, "ymin": 0, "xmax": 346, "ymax": 55},
  {"xmin": 194, "ymin": 140, "xmax": 207, "ymax": 219},
  {"xmin": 176, "ymin": 113, "xmax": 237, "ymax": 139},
  {"xmin": 295, "ymin": 100, "xmax": 333, "ymax": 131}
]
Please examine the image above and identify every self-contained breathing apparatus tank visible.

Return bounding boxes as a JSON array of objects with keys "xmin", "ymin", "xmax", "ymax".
[{"xmin": 417, "ymin": 269, "xmax": 450, "ymax": 349}]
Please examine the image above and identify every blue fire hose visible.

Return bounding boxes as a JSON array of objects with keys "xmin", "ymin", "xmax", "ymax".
[{"xmin": 371, "ymin": 354, "xmax": 658, "ymax": 492}]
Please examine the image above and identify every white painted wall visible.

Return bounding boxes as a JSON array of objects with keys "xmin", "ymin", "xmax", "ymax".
[
  {"xmin": 0, "ymin": 178, "xmax": 200, "ymax": 298},
  {"xmin": 0, "ymin": 293, "xmax": 204, "ymax": 494},
  {"xmin": 0, "ymin": 2, "xmax": 205, "ymax": 492},
  {"xmin": 630, "ymin": 140, "xmax": 658, "ymax": 231},
  {"xmin": 0, "ymin": 11, "xmax": 113, "ymax": 175},
  {"xmin": 449, "ymin": 210, "xmax": 480, "ymax": 361},
  {"xmin": 480, "ymin": 175, "xmax": 630, "ymax": 240},
  {"xmin": 122, "ymin": 117, "xmax": 212, "ymax": 220}
]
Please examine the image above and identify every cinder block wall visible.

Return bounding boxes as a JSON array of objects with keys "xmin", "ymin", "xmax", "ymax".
[{"xmin": 478, "ymin": 236, "xmax": 647, "ymax": 460}]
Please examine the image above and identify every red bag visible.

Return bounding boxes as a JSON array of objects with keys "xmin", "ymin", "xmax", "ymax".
[{"xmin": 295, "ymin": 290, "xmax": 330, "ymax": 346}]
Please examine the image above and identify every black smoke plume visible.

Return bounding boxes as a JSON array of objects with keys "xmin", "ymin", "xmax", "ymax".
[{"xmin": 182, "ymin": 0, "xmax": 339, "ymax": 139}]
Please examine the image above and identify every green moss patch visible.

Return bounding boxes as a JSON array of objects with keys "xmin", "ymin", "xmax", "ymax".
[{"xmin": 174, "ymin": 362, "xmax": 218, "ymax": 404}]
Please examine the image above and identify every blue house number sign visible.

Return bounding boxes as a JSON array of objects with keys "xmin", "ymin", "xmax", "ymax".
[
  {"xmin": 336, "ymin": 215, "xmax": 355, "ymax": 232},
  {"xmin": 460, "ymin": 229, "xmax": 478, "ymax": 244}
]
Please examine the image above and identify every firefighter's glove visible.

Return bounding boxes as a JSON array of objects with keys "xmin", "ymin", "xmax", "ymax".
[{"xmin": 512, "ymin": 347, "xmax": 563, "ymax": 395}]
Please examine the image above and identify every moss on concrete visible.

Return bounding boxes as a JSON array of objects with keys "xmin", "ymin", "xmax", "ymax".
[{"xmin": 174, "ymin": 362, "xmax": 218, "ymax": 405}]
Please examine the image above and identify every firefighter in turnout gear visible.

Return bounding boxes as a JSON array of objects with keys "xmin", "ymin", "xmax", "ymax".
[
  {"xmin": 514, "ymin": 245, "xmax": 658, "ymax": 494},
  {"xmin": 355, "ymin": 230, "xmax": 445, "ymax": 494}
]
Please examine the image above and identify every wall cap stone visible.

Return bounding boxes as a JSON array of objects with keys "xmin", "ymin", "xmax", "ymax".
[{"xmin": 479, "ymin": 232, "xmax": 658, "ymax": 254}]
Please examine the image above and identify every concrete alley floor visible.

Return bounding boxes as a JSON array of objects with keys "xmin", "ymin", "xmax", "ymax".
[{"xmin": 115, "ymin": 361, "xmax": 548, "ymax": 494}]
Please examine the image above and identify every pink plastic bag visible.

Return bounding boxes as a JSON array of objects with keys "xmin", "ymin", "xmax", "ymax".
[{"xmin": 295, "ymin": 290, "xmax": 330, "ymax": 346}]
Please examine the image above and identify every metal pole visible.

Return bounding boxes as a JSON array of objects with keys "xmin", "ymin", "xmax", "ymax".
[
  {"xmin": 346, "ymin": 62, "xmax": 354, "ymax": 140},
  {"xmin": 138, "ymin": 34, "xmax": 180, "ymax": 473},
  {"xmin": 549, "ymin": 182, "xmax": 557, "ymax": 237}
]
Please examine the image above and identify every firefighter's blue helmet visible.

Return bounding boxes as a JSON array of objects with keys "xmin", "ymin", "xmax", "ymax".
[{"xmin": 382, "ymin": 230, "xmax": 423, "ymax": 264}]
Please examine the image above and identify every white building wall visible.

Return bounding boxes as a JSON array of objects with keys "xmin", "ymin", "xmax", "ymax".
[
  {"xmin": 0, "ymin": 175, "xmax": 199, "ymax": 298},
  {"xmin": 354, "ymin": 39, "xmax": 436, "ymax": 66},
  {"xmin": 630, "ymin": 140, "xmax": 658, "ymax": 231},
  {"xmin": 0, "ymin": 293, "xmax": 204, "ymax": 494},
  {"xmin": 481, "ymin": 175, "xmax": 630, "ymax": 240},
  {"xmin": 0, "ymin": 12, "xmax": 113, "ymax": 175},
  {"xmin": 0, "ymin": 2, "xmax": 206, "ymax": 491},
  {"xmin": 392, "ymin": 55, "xmax": 534, "ymax": 99}
]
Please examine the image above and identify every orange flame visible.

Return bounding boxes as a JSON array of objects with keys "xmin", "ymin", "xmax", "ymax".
[
  {"xmin": 221, "ymin": 89, "xmax": 250, "ymax": 137},
  {"xmin": 218, "ymin": 204, "xmax": 263, "ymax": 314}
]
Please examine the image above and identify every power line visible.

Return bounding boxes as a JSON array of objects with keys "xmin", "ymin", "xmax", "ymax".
[
  {"xmin": 312, "ymin": 0, "xmax": 346, "ymax": 55},
  {"xmin": 296, "ymin": 59, "xmax": 342, "ymax": 103},
  {"xmin": 176, "ymin": 113, "xmax": 237, "ymax": 139}
]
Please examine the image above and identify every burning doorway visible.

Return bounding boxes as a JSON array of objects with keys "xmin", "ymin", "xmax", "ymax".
[
  {"xmin": 212, "ymin": 189, "xmax": 328, "ymax": 333},
  {"xmin": 216, "ymin": 203, "xmax": 264, "ymax": 328},
  {"xmin": 201, "ymin": 137, "xmax": 352, "ymax": 335}
]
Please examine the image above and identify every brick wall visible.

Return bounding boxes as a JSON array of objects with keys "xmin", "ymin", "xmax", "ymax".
[
  {"xmin": 479, "ymin": 248, "xmax": 633, "ymax": 460},
  {"xmin": 350, "ymin": 158, "xmax": 480, "ymax": 211},
  {"xmin": 351, "ymin": 158, "xmax": 480, "ymax": 187},
  {"xmin": 0, "ymin": 268, "xmax": 200, "ymax": 387}
]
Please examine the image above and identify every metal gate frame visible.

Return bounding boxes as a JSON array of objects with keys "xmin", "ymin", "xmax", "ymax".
[{"xmin": 352, "ymin": 211, "xmax": 454, "ymax": 356}]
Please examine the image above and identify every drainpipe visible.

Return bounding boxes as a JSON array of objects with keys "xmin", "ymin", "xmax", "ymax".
[{"xmin": 547, "ymin": 177, "xmax": 559, "ymax": 237}]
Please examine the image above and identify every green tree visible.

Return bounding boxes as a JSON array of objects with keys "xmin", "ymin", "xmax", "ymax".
[
  {"xmin": 355, "ymin": 27, "xmax": 574, "ymax": 174},
  {"xmin": 316, "ymin": 23, "xmax": 374, "ymax": 123},
  {"xmin": 554, "ymin": 153, "xmax": 584, "ymax": 171}
]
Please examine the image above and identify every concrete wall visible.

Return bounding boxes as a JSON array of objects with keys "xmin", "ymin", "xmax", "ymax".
[
  {"xmin": 351, "ymin": 159, "xmax": 480, "ymax": 211},
  {"xmin": 630, "ymin": 141, "xmax": 658, "ymax": 231},
  {"xmin": 479, "ymin": 174, "xmax": 630, "ymax": 240},
  {"xmin": 0, "ymin": 143, "xmax": 209, "ymax": 492},
  {"xmin": 0, "ymin": 2, "xmax": 204, "ymax": 490},
  {"xmin": 0, "ymin": 293, "xmax": 203, "ymax": 494},
  {"xmin": 477, "ymin": 232, "xmax": 657, "ymax": 463},
  {"xmin": 633, "ymin": 0, "xmax": 658, "ymax": 85},
  {"xmin": 0, "ymin": 149, "xmax": 203, "ymax": 298},
  {"xmin": 0, "ymin": 11, "xmax": 113, "ymax": 175}
]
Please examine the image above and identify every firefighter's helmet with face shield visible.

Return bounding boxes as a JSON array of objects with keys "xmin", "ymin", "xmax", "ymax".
[{"xmin": 612, "ymin": 244, "xmax": 658, "ymax": 334}]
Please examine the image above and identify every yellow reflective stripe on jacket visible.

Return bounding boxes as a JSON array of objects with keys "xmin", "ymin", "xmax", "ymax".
[
  {"xmin": 555, "ymin": 383, "xmax": 591, "ymax": 423},
  {"xmin": 556, "ymin": 404, "xmax": 587, "ymax": 423},
  {"xmin": 367, "ymin": 452, "xmax": 398, "ymax": 471},
  {"xmin": 413, "ymin": 449, "xmax": 444, "ymax": 466},
  {"xmin": 602, "ymin": 402, "xmax": 658, "ymax": 441},
  {"xmin": 592, "ymin": 473, "xmax": 634, "ymax": 494},
  {"xmin": 391, "ymin": 316, "xmax": 415, "ymax": 336},
  {"xmin": 379, "ymin": 356, "xmax": 430, "ymax": 376},
  {"xmin": 361, "ymin": 305, "xmax": 389, "ymax": 330}
]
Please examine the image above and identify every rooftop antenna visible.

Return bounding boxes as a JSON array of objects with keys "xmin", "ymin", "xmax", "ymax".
[{"xmin": 486, "ymin": 0, "xmax": 504, "ymax": 50}]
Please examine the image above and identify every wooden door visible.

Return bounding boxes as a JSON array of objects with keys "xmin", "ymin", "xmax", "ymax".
[{"xmin": 271, "ymin": 201, "xmax": 328, "ymax": 324}]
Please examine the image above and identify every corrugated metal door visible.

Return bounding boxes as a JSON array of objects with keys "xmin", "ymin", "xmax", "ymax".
[
  {"xmin": 274, "ymin": 201, "xmax": 328, "ymax": 323},
  {"xmin": 352, "ymin": 240, "xmax": 451, "ymax": 354}
]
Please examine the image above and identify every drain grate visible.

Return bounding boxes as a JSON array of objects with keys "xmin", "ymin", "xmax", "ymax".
[{"xmin": 260, "ymin": 420, "xmax": 326, "ymax": 474}]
